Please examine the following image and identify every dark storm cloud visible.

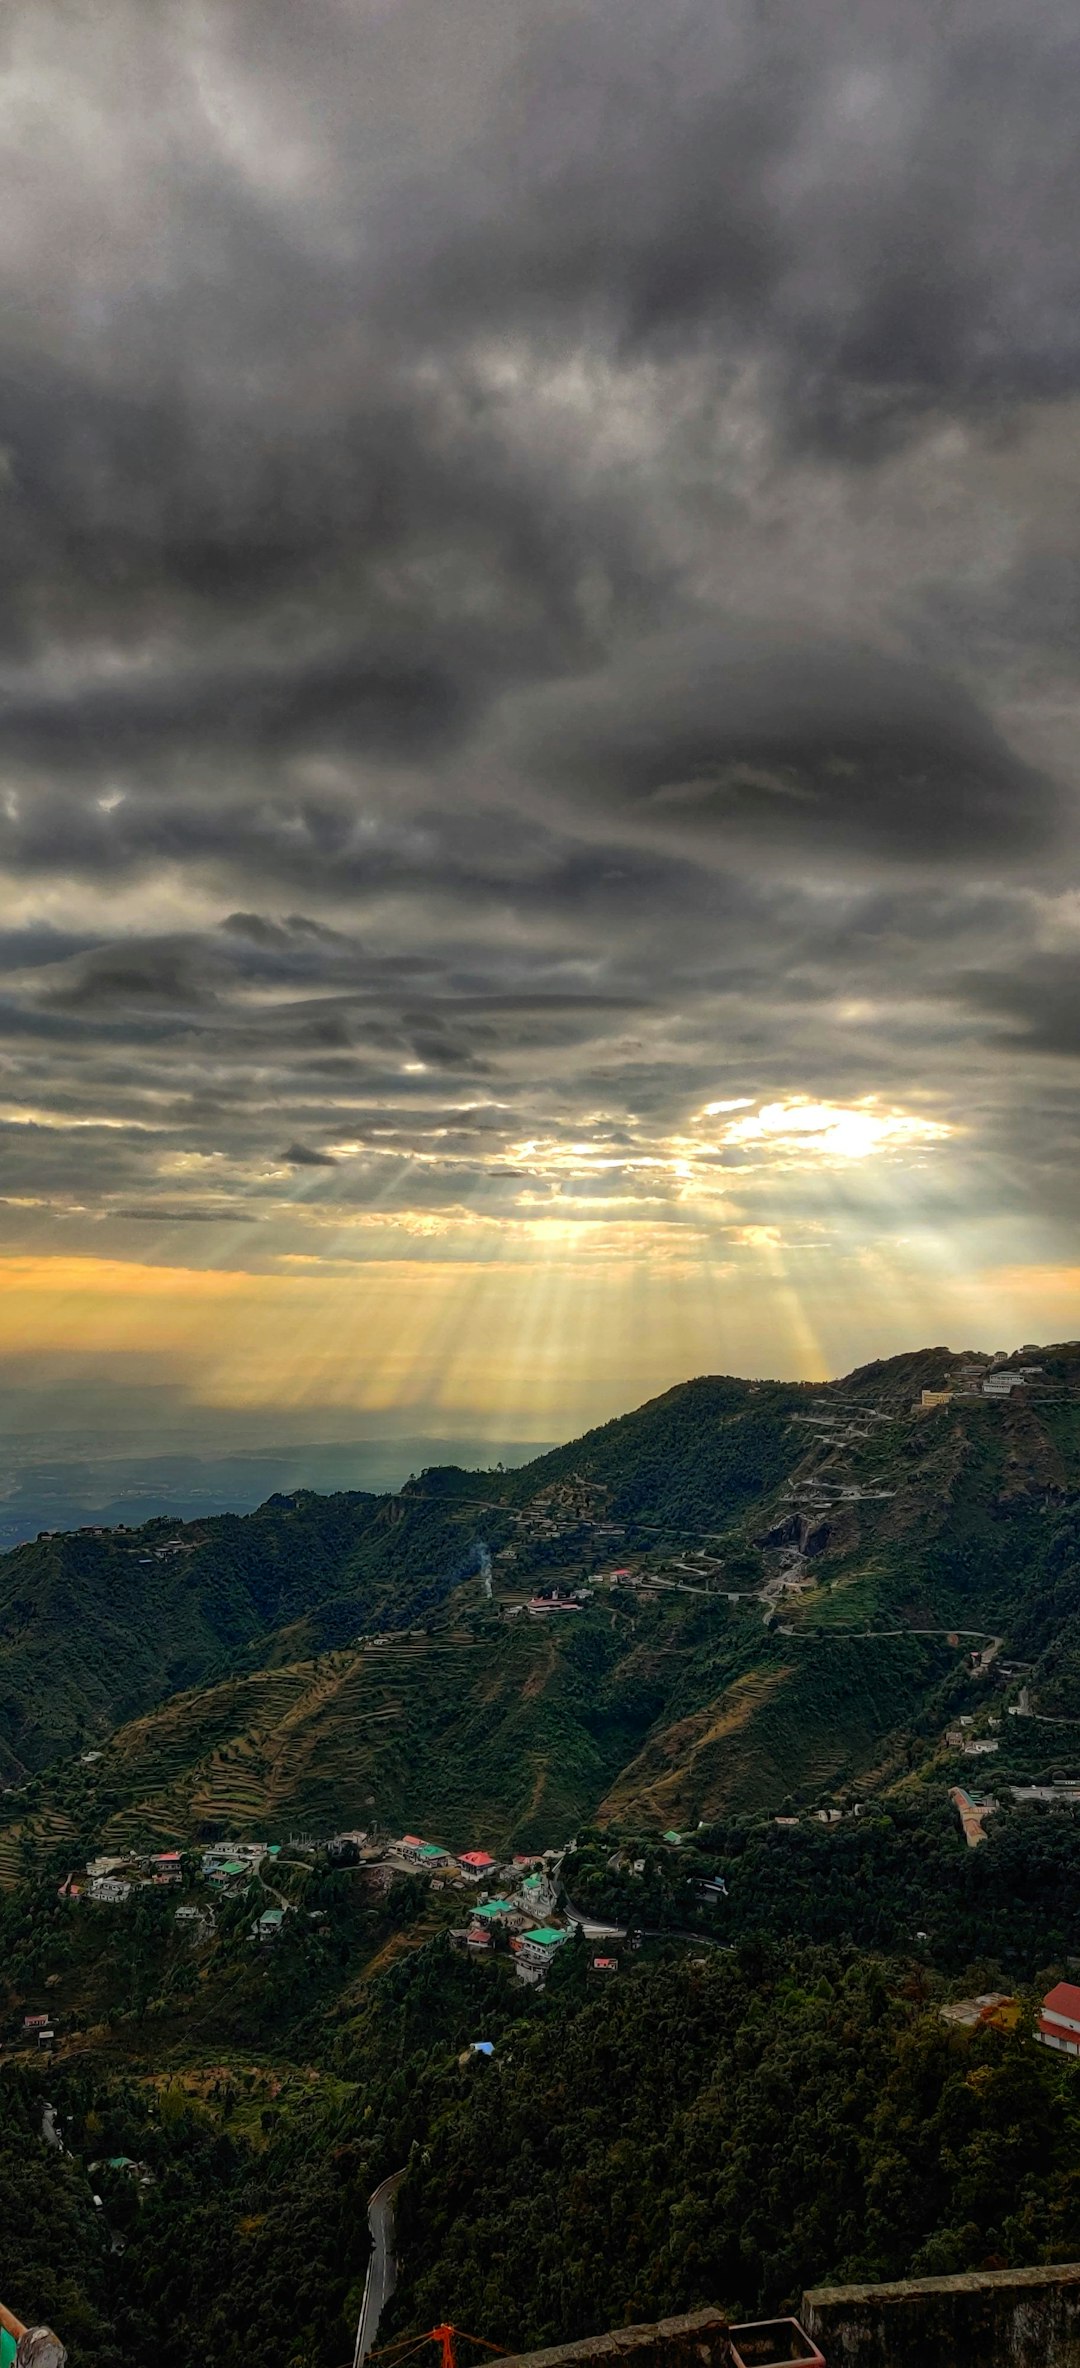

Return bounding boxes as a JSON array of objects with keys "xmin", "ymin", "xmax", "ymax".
[
  {"xmin": 0, "ymin": 640, "xmax": 471, "ymax": 772},
  {"xmin": 38, "ymin": 940, "xmax": 217, "ymax": 1011},
  {"xmin": 0, "ymin": 0, "xmax": 1076, "ymax": 1280},
  {"xmin": 498, "ymin": 631, "xmax": 1059, "ymax": 866},
  {"xmin": 957, "ymin": 954, "xmax": 1080, "ymax": 1057},
  {"xmin": 339, "ymin": 0, "xmax": 1080, "ymax": 440}
]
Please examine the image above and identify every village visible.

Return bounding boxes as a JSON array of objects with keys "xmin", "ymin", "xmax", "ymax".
[
  {"xmin": 40, "ymin": 1826, "xmax": 620, "ymax": 2017},
  {"xmin": 20, "ymin": 1804, "xmax": 1080, "ymax": 2089}
]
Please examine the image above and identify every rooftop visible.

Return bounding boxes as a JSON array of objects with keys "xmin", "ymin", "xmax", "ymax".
[{"xmin": 1043, "ymin": 1981, "xmax": 1080, "ymax": 2020}]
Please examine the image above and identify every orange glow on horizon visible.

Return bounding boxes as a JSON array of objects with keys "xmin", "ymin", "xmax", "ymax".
[{"xmin": 1, "ymin": 1245, "xmax": 1079, "ymax": 1434}]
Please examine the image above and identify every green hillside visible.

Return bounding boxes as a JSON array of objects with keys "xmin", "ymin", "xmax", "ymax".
[
  {"xmin": 3, "ymin": 1340, "xmax": 1080, "ymax": 1860},
  {"xmin": 0, "ymin": 1482, "xmax": 511, "ymax": 1783}
]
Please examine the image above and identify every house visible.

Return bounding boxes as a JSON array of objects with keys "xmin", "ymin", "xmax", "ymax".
[
  {"xmin": 87, "ymin": 1855, "xmax": 128, "ymax": 1881},
  {"xmin": 591, "ymin": 1956, "xmax": 618, "ymax": 1974},
  {"xmin": 515, "ymin": 1924, "xmax": 569, "ymax": 1966},
  {"xmin": 468, "ymin": 1897, "xmax": 514, "ymax": 1924},
  {"xmin": 919, "ymin": 1390, "xmax": 954, "ymax": 1410},
  {"xmin": 963, "ymin": 1738, "xmax": 999, "ymax": 1756},
  {"xmin": 466, "ymin": 1924, "xmax": 492, "ymax": 1951},
  {"xmin": 175, "ymin": 1904, "xmax": 214, "ymax": 1936},
  {"xmin": 207, "ymin": 1859, "xmax": 249, "ymax": 1886},
  {"xmin": 89, "ymin": 1876, "xmax": 132, "ymax": 1904},
  {"xmin": 150, "ymin": 1851, "xmax": 182, "ymax": 1885},
  {"xmin": 23, "ymin": 2013, "xmax": 49, "ymax": 2031},
  {"xmin": 1037, "ymin": 1982, "xmax": 1080, "ymax": 2056},
  {"xmin": 517, "ymin": 1869, "xmax": 555, "ymax": 1909},
  {"xmin": 982, "ymin": 1372, "xmax": 1023, "ymax": 1396},
  {"xmin": 251, "ymin": 1907, "xmax": 285, "ymax": 1944},
  {"xmin": 396, "ymin": 1835, "xmax": 451, "ymax": 1870},
  {"xmin": 696, "ymin": 1875, "xmax": 728, "ymax": 1902},
  {"xmin": 201, "ymin": 1843, "xmax": 259, "ymax": 1873},
  {"xmin": 457, "ymin": 1850, "xmax": 497, "ymax": 1881},
  {"xmin": 950, "ymin": 1786, "xmax": 997, "ymax": 1847}
]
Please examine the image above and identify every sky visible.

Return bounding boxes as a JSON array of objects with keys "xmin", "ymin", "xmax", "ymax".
[{"xmin": 1, "ymin": 0, "xmax": 1079, "ymax": 1452}]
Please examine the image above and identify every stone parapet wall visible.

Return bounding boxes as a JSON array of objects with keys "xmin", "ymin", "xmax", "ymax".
[
  {"xmin": 494, "ymin": 2309, "xmax": 732, "ymax": 2368},
  {"xmin": 802, "ymin": 2259, "xmax": 1080, "ymax": 2368}
]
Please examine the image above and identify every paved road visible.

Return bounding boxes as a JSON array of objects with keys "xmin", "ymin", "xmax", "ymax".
[
  {"xmin": 563, "ymin": 1900, "xmax": 726, "ymax": 1949},
  {"xmin": 353, "ymin": 2169, "xmax": 405, "ymax": 2368}
]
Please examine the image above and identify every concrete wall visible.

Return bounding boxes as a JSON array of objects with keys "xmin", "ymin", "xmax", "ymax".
[
  {"xmin": 494, "ymin": 2308, "xmax": 731, "ymax": 2368},
  {"xmin": 803, "ymin": 2260, "xmax": 1080, "ymax": 2368}
]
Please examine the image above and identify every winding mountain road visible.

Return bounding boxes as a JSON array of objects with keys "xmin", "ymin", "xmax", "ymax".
[{"xmin": 353, "ymin": 2169, "xmax": 405, "ymax": 2368}]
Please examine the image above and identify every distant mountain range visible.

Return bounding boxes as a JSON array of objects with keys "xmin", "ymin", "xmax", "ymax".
[{"xmin": 2, "ymin": 1340, "xmax": 1079, "ymax": 1870}]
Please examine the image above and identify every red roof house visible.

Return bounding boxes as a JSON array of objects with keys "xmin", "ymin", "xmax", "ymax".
[
  {"xmin": 1037, "ymin": 1981, "xmax": 1080, "ymax": 2055},
  {"xmin": 458, "ymin": 1850, "xmax": 496, "ymax": 1879}
]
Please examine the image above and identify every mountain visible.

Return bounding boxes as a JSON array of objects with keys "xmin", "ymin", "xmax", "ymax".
[{"xmin": 3, "ymin": 1340, "xmax": 1080, "ymax": 1865}]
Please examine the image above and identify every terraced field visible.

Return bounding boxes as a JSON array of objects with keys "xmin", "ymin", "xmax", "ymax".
[
  {"xmin": 0, "ymin": 1804, "xmax": 79, "ymax": 1889},
  {"xmin": 12, "ymin": 1619, "xmax": 631, "ymax": 1859}
]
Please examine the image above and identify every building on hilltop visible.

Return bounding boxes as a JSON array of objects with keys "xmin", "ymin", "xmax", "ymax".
[
  {"xmin": 175, "ymin": 1903, "xmax": 214, "ymax": 1936},
  {"xmin": 467, "ymin": 1896, "xmax": 516, "ymax": 1925},
  {"xmin": 1037, "ymin": 1981, "xmax": 1080, "ymax": 2057},
  {"xmin": 514, "ymin": 1924, "xmax": 569, "ymax": 1967},
  {"xmin": 950, "ymin": 1785, "xmax": 997, "ymax": 1846},
  {"xmin": 251, "ymin": 1906, "xmax": 286, "ymax": 1943},
  {"xmin": 457, "ymin": 1850, "xmax": 497, "ymax": 1881},
  {"xmin": 396, "ymin": 1835, "xmax": 451, "ymax": 1870}
]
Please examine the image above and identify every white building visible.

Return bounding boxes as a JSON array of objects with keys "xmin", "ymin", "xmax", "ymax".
[{"xmin": 90, "ymin": 1876, "xmax": 132, "ymax": 1904}]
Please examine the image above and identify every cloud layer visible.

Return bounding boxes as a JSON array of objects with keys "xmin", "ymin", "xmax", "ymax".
[{"xmin": 0, "ymin": 0, "xmax": 1078, "ymax": 1425}]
